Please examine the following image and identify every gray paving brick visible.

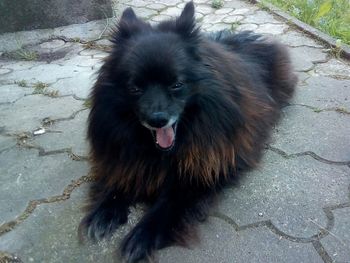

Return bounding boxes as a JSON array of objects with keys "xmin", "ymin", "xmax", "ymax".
[
  {"xmin": 0, "ymin": 184, "xmax": 142, "ymax": 263},
  {"xmin": 0, "ymin": 147, "xmax": 88, "ymax": 223},
  {"xmin": 158, "ymin": 218, "xmax": 322, "ymax": 263},
  {"xmin": 321, "ymin": 207, "xmax": 350, "ymax": 262},
  {"xmin": 216, "ymin": 151, "xmax": 350, "ymax": 238},
  {"xmin": 293, "ymin": 76, "xmax": 350, "ymax": 110},
  {"xmin": 0, "ymin": 95, "xmax": 83, "ymax": 133},
  {"xmin": 271, "ymin": 106, "xmax": 350, "ymax": 162},
  {"xmin": 32, "ymin": 109, "xmax": 89, "ymax": 157}
]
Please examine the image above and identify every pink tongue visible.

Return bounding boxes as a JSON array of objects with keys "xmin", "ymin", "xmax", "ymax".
[{"xmin": 156, "ymin": 127, "xmax": 175, "ymax": 149}]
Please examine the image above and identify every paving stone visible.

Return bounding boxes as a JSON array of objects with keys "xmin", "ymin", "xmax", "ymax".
[
  {"xmin": 0, "ymin": 84, "xmax": 33, "ymax": 104},
  {"xmin": 94, "ymin": 38, "xmax": 113, "ymax": 47},
  {"xmin": 202, "ymin": 14, "xmax": 229, "ymax": 24},
  {"xmin": 0, "ymin": 68, "xmax": 12, "ymax": 75},
  {"xmin": 271, "ymin": 106, "xmax": 350, "ymax": 162},
  {"xmin": 78, "ymin": 49, "xmax": 106, "ymax": 57},
  {"xmin": 0, "ymin": 147, "xmax": 88, "ymax": 223},
  {"xmin": 159, "ymin": 217, "xmax": 322, "ymax": 262},
  {"xmin": 230, "ymin": 8, "xmax": 253, "ymax": 15},
  {"xmin": 2, "ymin": 63, "xmax": 90, "ymax": 84},
  {"xmin": 206, "ymin": 23, "xmax": 231, "ymax": 32},
  {"xmin": 129, "ymin": 7, "xmax": 158, "ymax": 19},
  {"xmin": 314, "ymin": 58, "xmax": 350, "ymax": 79},
  {"xmin": 52, "ymin": 20, "xmax": 112, "ymax": 41},
  {"xmin": 151, "ymin": 14, "xmax": 172, "ymax": 23},
  {"xmin": 57, "ymin": 54, "xmax": 102, "ymax": 68},
  {"xmin": 289, "ymin": 46, "xmax": 328, "ymax": 72},
  {"xmin": 255, "ymin": 23, "xmax": 288, "ymax": 35},
  {"xmin": 222, "ymin": 15, "xmax": 244, "ymax": 24},
  {"xmin": 321, "ymin": 207, "xmax": 350, "ymax": 262},
  {"xmin": 276, "ymin": 31, "xmax": 323, "ymax": 48},
  {"xmin": 216, "ymin": 151, "xmax": 350, "ymax": 238},
  {"xmin": 214, "ymin": 8, "xmax": 234, "ymax": 15},
  {"xmin": 161, "ymin": 7, "xmax": 183, "ymax": 16},
  {"xmin": 223, "ymin": 0, "xmax": 252, "ymax": 9},
  {"xmin": 193, "ymin": 0, "xmax": 210, "ymax": 4},
  {"xmin": 0, "ymin": 95, "xmax": 83, "ymax": 133},
  {"xmin": 0, "ymin": 135, "xmax": 16, "ymax": 152},
  {"xmin": 155, "ymin": 0, "xmax": 179, "ymax": 6},
  {"xmin": 39, "ymin": 40, "xmax": 66, "ymax": 50},
  {"xmin": 0, "ymin": 60, "xmax": 43, "ymax": 72},
  {"xmin": 196, "ymin": 5, "xmax": 214, "ymax": 15},
  {"xmin": 48, "ymin": 71, "xmax": 96, "ymax": 99},
  {"xmin": 236, "ymin": 23, "xmax": 258, "ymax": 31},
  {"xmin": 146, "ymin": 3, "xmax": 167, "ymax": 10},
  {"xmin": 0, "ymin": 184, "xmax": 143, "ymax": 263},
  {"xmin": 293, "ymin": 76, "xmax": 350, "ymax": 110},
  {"xmin": 32, "ymin": 109, "xmax": 89, "ymax": 156},
  {"xmin": 242, "ymin": 11, "xmax": 281, "ymax": 24},
  {"xmin": 127, "ymin": 0, "xmax": 150, "ymax": 8}
]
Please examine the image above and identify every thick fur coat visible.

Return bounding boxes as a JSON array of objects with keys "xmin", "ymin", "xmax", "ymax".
[{"xmin": 79, "ymin": 2, "xmax": 297, "ymax": 262}]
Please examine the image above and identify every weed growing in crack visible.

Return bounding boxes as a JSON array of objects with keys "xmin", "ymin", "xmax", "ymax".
[
  {"xmin": 13, "ymin": 49, "xmax": 38, "ymax": 61},
  {"xmin": 15, "ymin": 80, "xmax": 28, "ymax": 87},
  {"xmin": 211, "ymin": 0, "xmax": 224, "ymax": 9},
  {"xmin": 32, "ymin": 82, "xmax": 59, "ymax": 97}
]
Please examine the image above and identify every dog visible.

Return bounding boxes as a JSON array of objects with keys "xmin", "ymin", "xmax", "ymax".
[{"xmin": 78, "ymin": 2, "xmax": 297, "ymax": 262}]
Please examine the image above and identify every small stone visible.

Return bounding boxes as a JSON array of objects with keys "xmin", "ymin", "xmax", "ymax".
[
  {"xmin": 258, "ymin": 212, "xmax": 263, "ymax": 217},
  {"xmin": 33, "ymin": 127, "xmax": 46, "ymax": 136}
]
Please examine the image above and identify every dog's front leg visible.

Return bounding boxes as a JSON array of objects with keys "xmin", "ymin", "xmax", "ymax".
[
  {"xmin": 78, "ymin": 182, "xmax": 130, "ymax": 241},
  {"xmin": 120, "ymin": 183, "xmax": 214, "ymax": 262}
]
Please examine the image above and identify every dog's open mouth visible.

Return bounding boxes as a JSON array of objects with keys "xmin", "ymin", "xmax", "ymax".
[{"xmin": 150, "ymin": 123, "xmax": 177, "ymax": 151}]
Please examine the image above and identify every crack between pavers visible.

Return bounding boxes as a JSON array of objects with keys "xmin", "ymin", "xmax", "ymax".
[
  {"xmin": 211, "ymin": 211, "xmax": 332, "ymax": 244},
  {"xmin": 312, "ymin": 241, "xmax": 333, "ymax": 263},
  {"xmin": 40, "ymin": 108, "xmax": 87, "ymax": 126},
  {"xmin": 0, "ymin": 174, "xmax": 92, "ymax": 237},
  {"xmin": 267, "ymin": 145, "xmax": 350, "ymax": 166},
  {"xmin": 16, "ymin": 140, "xmax": 88, "ymax": 161},
  {"xmin": 286, "ymin": 103, "xmax": 350, "ymax": 115}
]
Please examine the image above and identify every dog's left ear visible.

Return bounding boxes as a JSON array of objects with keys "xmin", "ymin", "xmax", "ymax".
[
  {"xmin": 112, "ymin": 7, "xmax": 151, "ymax": 44},
  {"xmin": 176, "ymin": 1, "xmax": 198, "ymax": 38}
]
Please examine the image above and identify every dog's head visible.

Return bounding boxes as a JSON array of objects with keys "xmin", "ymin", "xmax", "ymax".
[{"xmin": 112, "ymin": 2, "xmax": 201, "ymax": 151}]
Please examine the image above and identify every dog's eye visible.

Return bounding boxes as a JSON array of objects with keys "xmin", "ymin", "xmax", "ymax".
[
  {"xmin": 171, "ymin": 82, "xmax": 184, "ymax": 91},
  {"xmin": 129, "ymin": 86, "xmax": 142, "ymax": 95}
]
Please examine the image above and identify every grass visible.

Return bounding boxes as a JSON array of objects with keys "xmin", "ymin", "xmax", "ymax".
[
  {"xmin": 211, "ymin": 0, "xmax": 224, "ymax": 9},
  {"xmin": 15, "ymin": 80, "xmax": 28, "ymax": 87},
  {"xmin": 13, "ymin": 49, "xmax": 38, "ymax": 61},
  {"xmin": 262, "ymin": 0, "xmax": 350, "ymax": 45},
  {"xmin": 32, "ymin": 81, "xmax": 58, "ymax": 97}
]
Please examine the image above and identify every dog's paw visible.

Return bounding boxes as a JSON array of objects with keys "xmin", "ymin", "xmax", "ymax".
[
  {"xmin": 120, "ymin": 224, "xmax": 168, "ymax": 263},
  {"xmin": 78, "ymin": 204, "xmax": 128, "ymax": 242}
]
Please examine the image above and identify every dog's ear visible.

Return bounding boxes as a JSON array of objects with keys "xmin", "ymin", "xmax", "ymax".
[
  {"xmin": 121, "ymin": 7, "xmax": 137, "ymax": 22},
  {"xmin": 112, "ymin": 7, "xmax": 150, "ymax": 44},
  {"xmin": 176, "ymin": 1, "xmax": 198, "ymax": 38}
]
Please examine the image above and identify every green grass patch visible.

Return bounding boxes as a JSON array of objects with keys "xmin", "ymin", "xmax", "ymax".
[
  {"xmin": 13, "ymin": 49, "xmax": 38, "ymax": 61},
  {"xmin": 211, "ymin": 0, "xmax": 224, "ymax": 9},
  {"xmin": 15, "ymin": 80, "xmax": 28, "ymax": 87},
  {"xmin": 262, "ymin": 0, "xmax": 350, "ymax": 45}
]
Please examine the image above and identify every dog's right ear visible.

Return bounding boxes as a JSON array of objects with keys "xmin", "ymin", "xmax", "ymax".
[{"xmin": 112, "ymin": 7, "xmax": 150, "ymax": 44}]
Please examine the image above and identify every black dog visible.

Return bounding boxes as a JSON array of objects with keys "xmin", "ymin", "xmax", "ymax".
[{"xmin": 79, "ymin": 2, "xmax": 297, "ymax": 262}]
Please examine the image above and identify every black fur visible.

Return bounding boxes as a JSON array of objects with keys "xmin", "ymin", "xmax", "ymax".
[{"xmin": 79, "ymin": 2, "xmax": 297, "ymax": 262}]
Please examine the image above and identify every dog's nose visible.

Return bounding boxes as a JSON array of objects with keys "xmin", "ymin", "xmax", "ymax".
[{"xmin": 147, "ymin": 112, "xmax": 169, "ymax": 128}]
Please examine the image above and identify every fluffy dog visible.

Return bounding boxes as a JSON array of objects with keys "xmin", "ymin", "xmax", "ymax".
[{"xmin": 79, "ymin": 2, "xmax": 297, "ymax": 262}]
